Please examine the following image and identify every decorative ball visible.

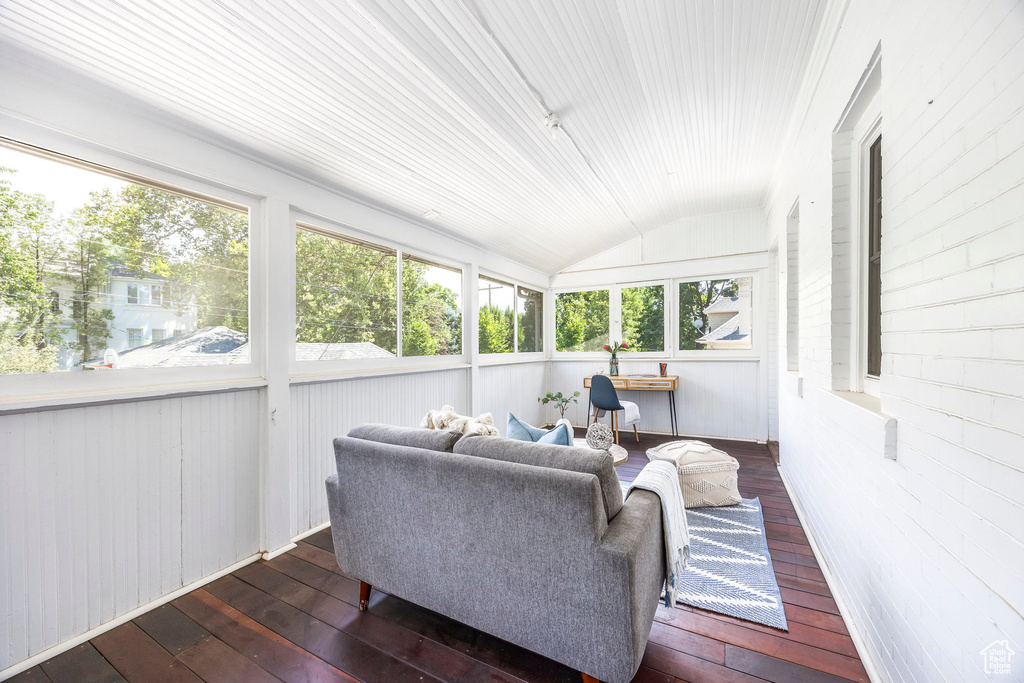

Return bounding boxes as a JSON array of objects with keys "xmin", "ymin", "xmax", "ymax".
[{"xmin": 586, "ymin": 422, "xmax": 614, "ymax": 450}]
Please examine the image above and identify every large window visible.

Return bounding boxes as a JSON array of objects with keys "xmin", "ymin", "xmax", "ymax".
[
  {"xmin": 621, "ymin": 284, "xmax": 664, "ymax": 352},
  {"xmin": 678, "ymin": 277, "xmax": 753, "ymax": 351},
  {"xmin": 478, "ymin": 276, "xmax": 515, "ymax": 354},
  {"xmin": 477, "ymin": 277, "xmax": 544, "ymax": 355},
  {"xmin": 403, "ymin": 256, "xmax": 462, "ymax": 357},
  {"xmin": 0, "ymin": 141, "xmax": 249, "ymax": 374},
  {"xmin": 295, "ymin": 230, "xmax": 398, "ymax": 359},
  {"xmin": 516, "ymin": 286, "xmax": 543, "ymax": 353},
  {"xmin": 555, "ymin": 290, "xmax": 608, "ymax": 352},
  {"xmin": 866, "ymin": 135, "xmax": 882, "ymax": 378},
  {"xmin": 294, "ymin": 226, "xmax": 462, "ymax": 362}
]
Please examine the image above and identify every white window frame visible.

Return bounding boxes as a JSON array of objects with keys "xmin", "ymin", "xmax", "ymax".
[
  {"xmin": 0, "ymin": 136, "xmax": 262, "ymax": 402},
  {"xmin": 671, "ymin": 271, "xmax": 760, "ymax": 359},
  {"xmin": 477, "ymin": 271, "xmax": 546, "ymax": 362},
  {"xmin": 291, "ymin": 218, "xmax": 469, "ymax": 377},
  {"xmin": 850, "ymin": 114, "xmax": 883, "ymax": 397},
  {"xmin": 127, "ymin": 328, "xmax": 146, "ymax": 348}
]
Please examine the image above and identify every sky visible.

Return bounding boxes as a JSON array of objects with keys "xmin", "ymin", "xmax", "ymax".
[{"xmin": 0, "ymin": 144, "xmax": 127, "ymax": 218}]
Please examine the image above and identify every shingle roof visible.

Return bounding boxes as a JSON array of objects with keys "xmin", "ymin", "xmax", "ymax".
[
  {"xmin": 697, "ymin": 313, "xmax": 750, "ymax": 343},
  {"xmin": 703, "ymin": 296, "xmax": 740, "ymax": 314}
]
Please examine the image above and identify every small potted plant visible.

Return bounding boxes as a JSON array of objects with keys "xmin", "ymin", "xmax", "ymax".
[
  {"xmin": 538, "ymin": 390, "xmax": 581, "ymax": 419},
  {"xmin": 603, "ymin": 341, "xmax": 628, "ymax": 376}
]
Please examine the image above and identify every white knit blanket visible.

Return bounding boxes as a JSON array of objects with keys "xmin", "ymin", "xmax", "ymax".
[{"xmin": 623, "ymin": 461, "xmax": 690, "ymax": 606}]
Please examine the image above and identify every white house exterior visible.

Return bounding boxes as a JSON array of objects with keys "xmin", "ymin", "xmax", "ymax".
[{"xmin": 49, "ymin": 265, "xmax": 198, "ymax": 368}]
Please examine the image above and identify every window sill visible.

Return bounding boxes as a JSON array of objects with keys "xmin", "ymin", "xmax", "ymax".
[
  {"xmin": 477, "ymin": 354, "xmax": 546, "ymax": 366},
  {"xmin": 290, "ymin": 362, "xmax": 472, "ymax": 385},
  {"xmin": 0, "ymin": 377, "xmax": 268, "ymax": 415},
  {"xmin": 822, "ymin": 389, "xmax": 898, "ymax": 460}
]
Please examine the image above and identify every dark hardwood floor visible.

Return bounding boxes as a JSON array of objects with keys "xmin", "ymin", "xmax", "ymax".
[{"xmin": 13, "ymin": 432, "xmax": 868, "ymax": 683}]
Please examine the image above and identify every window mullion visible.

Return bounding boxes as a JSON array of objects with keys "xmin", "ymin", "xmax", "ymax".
[{"xmin": 396, "ymin": 249, "xmax": 403, "ymax": 358}]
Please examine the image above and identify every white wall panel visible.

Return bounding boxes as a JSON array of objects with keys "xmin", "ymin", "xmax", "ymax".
[
  {"xmin": 0, "ymin": 389, "xmax": 261, "ymax": 672},
  {"xmin": 549, "ymin": 359, "xmax": 762, "ymax": 441},
  {"xmin": 290, "ymin": 368, "xmax": 470, "ymax": 536},
  {"xmin": 561, "ymin": 209, "xmax": 767, "ymax": 273},
  {"xmin": 477, "ymin": 362, "xmax": 547, "ymax": 433}
]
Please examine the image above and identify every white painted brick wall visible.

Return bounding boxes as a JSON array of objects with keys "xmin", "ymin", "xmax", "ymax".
[{"xmin": 770, "ymin": 1, "xmax": 1024, "ymax": 681}]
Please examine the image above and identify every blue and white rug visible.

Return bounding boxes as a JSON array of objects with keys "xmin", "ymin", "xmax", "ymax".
[{"xmin": 675, "ymin": 498, "xmax": 788, "ymax": 631}]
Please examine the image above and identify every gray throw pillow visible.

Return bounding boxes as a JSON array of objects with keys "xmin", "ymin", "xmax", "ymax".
[
  {"xmin": 453, "ymin": 434, "xmax": 623, "ymax": 521},
  {"xmin": 348, "ymin": 423, "xmax": 463, "ymax": 453}
]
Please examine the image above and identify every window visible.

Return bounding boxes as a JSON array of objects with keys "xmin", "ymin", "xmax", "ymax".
[
  {"xmin": 294, "ymin": 225, "xmax": 462, "ymax": 362},
  {"xmin": 516, "ymin": 286, "xmax": 543, "ymax": 353},
  {"xmin": 152, "ymin": 328, "xmax": 167, "ymax": 342},
  {"xmin": 402, "ymin": 256, "xmax": 462, "ymax": 357},
  {"xmin": 127, "ymin": 328, "xmax": 145, "ymax": 348},
  {"xmin": 678, "ymin": 277, "xmax": 753, "ymax": 351},
  {"xmin": 477, "ymin": 278, "xmax": 543, "ymax": 355},
  {"xmin": 478, "ymin": 276, "xmax": 515, "ymax": 354},
  {"xmin": 621, "ymin": 284, "xmax": 664, "ymax": 352},
  {"xmin": 555, "ymin": 290, "xmax": 609, "ymax": 352},
  {"xmin": 295, "ymin": 229, "xmax": 398, "ymax": 359},
  {"xmin": 866, "ymin": 135, "xmax": 882, "ymax": 378},
  {"xmin": 786, "ymin": 203, "xmax": 800, "ymax": 372},
  {"xmin": 0, "ymin": 140, "xmax": 249, "ymax": 374}
]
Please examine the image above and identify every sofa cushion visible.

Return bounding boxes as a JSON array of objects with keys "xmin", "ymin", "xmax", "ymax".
[
  {"xmin": 454, "ymin": 434, "xmax": 623, "ymax": 521},
  {"xmin": 348, "ymin": 423, "xmax": 463, "ymax": 452},
  {"xmin": 506, "ymin": 413, "xmax": 572, "ymax": 446}
]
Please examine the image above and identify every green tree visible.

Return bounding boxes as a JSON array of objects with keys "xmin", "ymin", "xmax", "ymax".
[
  {"xmin": 402, "ymin": 318, "xmax": 437, "ymax": 356},
  {"xmin": 62, "ymin": 232, "xmax": 114, "ymax": 362},
  {"xmin": 621, "ymin": 285, "xmax": 664, "ymax": 352},
  {"xmin": 678, "ymin": 279, "xmax": 738, "ymax": 350},
  {"xmin": 516, "ymin": 288, "xmax": 542, "ymax": 353},
  {"xmin": 478, "ymin": 303, "xmax": 513, "ymax": 353},
  {"xmin": 403, "ymin": 261, "xmax": 461, "ymax": 356},
  {"xmin": 555, "ymin": 290, "xmax": 608, "ymax": 352},
  {"xmin": 295, "ymin": 230, "xmax": 398, "ymax": 353}
]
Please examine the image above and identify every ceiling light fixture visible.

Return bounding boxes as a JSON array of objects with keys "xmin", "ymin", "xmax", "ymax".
[
  {"xmin": 422, "ymin": 209, "xmax": 441, "ymax": 220},
  {"xmin": 544, "ymin": 112, "xmax": 562, "ymax": 140}
]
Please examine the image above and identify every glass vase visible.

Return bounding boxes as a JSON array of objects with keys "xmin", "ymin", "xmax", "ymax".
[{"xmin": 609, "ymin": 353, "xmax": 619, "ymax": 376}]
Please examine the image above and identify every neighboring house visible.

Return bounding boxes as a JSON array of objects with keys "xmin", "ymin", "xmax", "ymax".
[
  {"xmin": 48, "ymin": 262, "xmax": 198, "ymax": 369},
  {"xmin": 696, "ymin": 277, "xmax": 752, "ymax": 350}
]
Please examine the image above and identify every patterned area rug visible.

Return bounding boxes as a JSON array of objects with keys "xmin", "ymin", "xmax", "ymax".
[{"xmin": 675, "ymin": 498, "xmax": 788, "ymax": 631}]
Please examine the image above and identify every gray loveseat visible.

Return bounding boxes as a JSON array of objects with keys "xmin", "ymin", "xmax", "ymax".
[{"xmin": 325, "ymin": 424, "xmax": 666, "ymax": 683}]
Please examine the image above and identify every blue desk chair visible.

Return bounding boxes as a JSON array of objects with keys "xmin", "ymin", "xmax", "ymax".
[{"xmin": 589, "ymin": 374, "xmax": 641, "ymax": 444}]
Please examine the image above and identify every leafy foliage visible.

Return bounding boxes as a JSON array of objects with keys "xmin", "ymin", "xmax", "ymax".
[
  {"xmin": 538, "ymin": 390, "xmax": 580, "ymax": 419},
  {"xmin": 621, "ymin": 284, "xmax": 664, "ymax": 352},
  {"xmin": 516, "ymin": 288, "xmax": 542, "ymax": 352},
  {"xmin": 555, "ymin": 290, "xmax": 609, "ymax": 352},
  {"xmin": 478, "ymin": 303, "xmax": 513, "ymax": 354}
]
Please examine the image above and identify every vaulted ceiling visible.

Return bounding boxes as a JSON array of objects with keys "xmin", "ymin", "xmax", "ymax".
[{"xmin": 0, "ymin": 0, "xmax": 827, "ymax": 273}]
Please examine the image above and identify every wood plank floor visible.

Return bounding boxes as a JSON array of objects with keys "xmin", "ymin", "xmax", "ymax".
[{"xmin": 13, "ymin": 433, "xmax": 868, "ymax": 683}]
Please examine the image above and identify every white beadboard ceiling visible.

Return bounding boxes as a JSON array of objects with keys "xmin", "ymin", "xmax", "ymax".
[{"xmin": 0, "ymin": 0, "xmax": 826, "ymax": 273}]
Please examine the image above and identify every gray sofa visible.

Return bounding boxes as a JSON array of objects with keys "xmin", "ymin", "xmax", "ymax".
[{"xmin": 325, "ymin": 423, "xmax": 666, "ymax": 683}]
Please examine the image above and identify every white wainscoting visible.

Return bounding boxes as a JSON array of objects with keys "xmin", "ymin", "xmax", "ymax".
[
  {"xmin": 0, "ymin": 389, "xmax": 262, "ymax": 672},
  {"xmin": 550, "ymin": 359, "xmax": 763, "ymax": 441},
  {"xmin": 290, "ymin": 367, "xmax": 471, "ymax": 536},
  {"xmin": 477, "ymin": 361, "xmax": 547, "ymax": 433}
]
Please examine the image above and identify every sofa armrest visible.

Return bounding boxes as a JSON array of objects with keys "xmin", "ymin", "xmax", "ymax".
[{"xmin": 594, "ymin": 488, "xmax": 665, "ymax": 682}]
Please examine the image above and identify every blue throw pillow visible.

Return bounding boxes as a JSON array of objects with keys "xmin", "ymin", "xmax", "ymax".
[{"xmin": 506, "ymin": 413, "xmax": 572, "ymax": 446}]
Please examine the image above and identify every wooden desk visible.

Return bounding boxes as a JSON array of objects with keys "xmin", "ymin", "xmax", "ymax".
[{"xmin": 584, "ymin": 375, "xmax": 679, "ymax": 436}]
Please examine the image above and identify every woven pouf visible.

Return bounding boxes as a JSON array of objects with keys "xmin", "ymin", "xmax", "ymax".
[{"xmin": 646, "ymin": 440, "xmax": 741, "ymax": 508}]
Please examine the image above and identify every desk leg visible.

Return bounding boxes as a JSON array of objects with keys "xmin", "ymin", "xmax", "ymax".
[{"xmin": 668, "ymin": 390, "xmax": 679, "ymax": 436}]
